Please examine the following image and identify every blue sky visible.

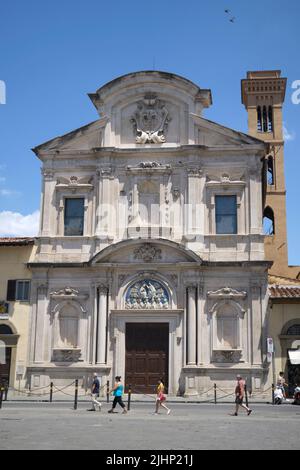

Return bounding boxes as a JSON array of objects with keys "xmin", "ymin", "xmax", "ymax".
[{"xmin": 0, "ymin": 0, "xmax": 299, "ymax": 264}]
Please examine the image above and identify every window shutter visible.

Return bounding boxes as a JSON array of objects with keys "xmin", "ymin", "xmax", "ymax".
[{"xmin": 6, "ymin": 280, "xmax": 16, "ymax": 301}]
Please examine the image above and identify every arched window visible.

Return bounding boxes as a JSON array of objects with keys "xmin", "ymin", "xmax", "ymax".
[
  {"xmin": 263, "ymin": 206, "xmax": 275, "ymax": 235},
  {"xmin": 263, "ymin": 106, "xmax": 268, "ymax": 132},
  {"xmin": 0, "ymin": 325, "xmax": 13, "ymax": 335},
  {"xmin": 257, "ymin": 106, "xmax": 262, "ymax": 132},
  {"xmin": 267, "ymin": 156, "xmax": 274, "ymax": 185},
  {"xmin": 268, "ymin": 106, "xmax": 273, "ymax": 132},
  {"xmin": 287, "ymin": 325, "xmax": 300, "ymax": 336}
]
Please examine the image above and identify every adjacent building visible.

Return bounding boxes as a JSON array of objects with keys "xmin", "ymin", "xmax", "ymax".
[
  {"xmin": 0, "ymin": 238, "xmax": 34, "ymax": 389},
  {"xmin": 242, "ymin": 71, "xmax": 300, "ymax": 391}
]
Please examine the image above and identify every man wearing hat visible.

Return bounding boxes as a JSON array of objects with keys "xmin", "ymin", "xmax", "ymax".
[{"xmin": 231, "ymin": 374, "xmax": 252, "ymax": 416}]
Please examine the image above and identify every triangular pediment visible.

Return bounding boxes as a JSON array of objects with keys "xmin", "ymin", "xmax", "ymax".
[
  {"xmin": 192, "ymin": 115, "xmax": 266, "ymax": 148},
  {"xmin": 32, "ymin": 118, "xmax": 107, "ymax": 155}
]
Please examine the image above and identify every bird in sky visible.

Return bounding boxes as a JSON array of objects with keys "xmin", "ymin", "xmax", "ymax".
[{"xmin": 225, "ymin": 8, "xmax": 236, "ymax": 22}]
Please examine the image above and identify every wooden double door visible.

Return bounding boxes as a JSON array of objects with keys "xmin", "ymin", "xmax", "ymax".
[{"xmin": 125, "ymin": 323, "xmax": 169, "ymax": 394}]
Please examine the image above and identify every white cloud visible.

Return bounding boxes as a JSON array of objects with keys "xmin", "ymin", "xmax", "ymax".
[
  {"xmin": 283, "ymin": 124, "xmax": 296, "ymax": 142},
  {"xmin": 0, "ymin": 189, "xmax": 21, "ymax": 197},
  {"xmin": 0, "ymin": 210, "xmax": 40, "ymax": 237}
]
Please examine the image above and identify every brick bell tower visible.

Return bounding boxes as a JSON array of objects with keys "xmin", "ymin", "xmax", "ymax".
[{"xmin": 241, "ymin": 71, "xmax": 299, "ymax": 278}]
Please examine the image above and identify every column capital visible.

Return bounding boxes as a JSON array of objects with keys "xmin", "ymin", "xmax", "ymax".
[
  {"xmin": 185, "ymin": 283, "xmax": 198, "ymax": 290},
  {"xmin": 98, "ymin": 284, "xmax": 109, "ymax": 294}
]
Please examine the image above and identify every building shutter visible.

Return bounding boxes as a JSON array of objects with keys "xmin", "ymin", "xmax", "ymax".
[{"xmin": 6, "ymin": 280, "xmax": 16, "ymax": 301}]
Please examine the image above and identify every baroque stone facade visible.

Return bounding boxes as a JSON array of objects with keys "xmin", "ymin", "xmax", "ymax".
[{"xmin": 27, "ymin": 71, "xmax": 271, "ymax": 395}]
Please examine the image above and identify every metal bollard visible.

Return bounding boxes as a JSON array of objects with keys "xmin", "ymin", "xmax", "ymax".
[
  {"xmin": 74, "ymin": 379, "xmax": 79, "ymax": 410},
  {"xmin": 214, "ymin": 383, "xmax": 217, "ymax": 404},
  {"xmin": 272, "ymin": 383, "xmax": 275, "ymax": 405},
  {"xmin": 0, "ymin": 388, "xmax": 3, "ymax": 409},
  {"xmin": 4, "ymin": 386, "xmax": 8, "ymax": 401},
  {"xmin": 106, "ymin": 380, "xmax": 110, "ymax": 403},
  {"xmin": 50, "ymin": 382, "xmax": 53, "ymax": 403},
  {"xmin": 128, "ymin": 384, "xmax": 132, "ymax": 411},
  {"xmin": 245, "ymin": 384, "xmax": 249, "ymax": 408}
]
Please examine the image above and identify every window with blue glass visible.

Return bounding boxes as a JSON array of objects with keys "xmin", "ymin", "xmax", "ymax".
[
  {"xmin": 64, "ymin": 198, "xmax": 84, "ymax": 236},
  {"xmin": 215, "ymin": 195, "xmax": 237, "ymax": 234}
]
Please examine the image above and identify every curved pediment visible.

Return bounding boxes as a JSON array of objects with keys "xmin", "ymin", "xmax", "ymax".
[
  {"xmin": 89, "ymin": 239, "xmax": 202, "ymax": 265},
  {"xmin": 88, "ymin": 71, "xmax": 212, "ymax": 147}
]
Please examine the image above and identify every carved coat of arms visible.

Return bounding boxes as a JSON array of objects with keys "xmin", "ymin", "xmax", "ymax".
[{"xmin": 131, "ymin": 94, "xmax": 170, "ymax": 144}]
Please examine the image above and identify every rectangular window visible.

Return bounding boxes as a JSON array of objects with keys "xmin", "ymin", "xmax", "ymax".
[
  {"xmin": 64, "ymin": 198, "xmax": 84, "ymax": 236},
  {"xmin": 16, "ymin": 280, "xmax": 30, "ymax": 301},
  {"xmin": 215, "ymin": 195, "xmax": 237, "ymax": 234}
]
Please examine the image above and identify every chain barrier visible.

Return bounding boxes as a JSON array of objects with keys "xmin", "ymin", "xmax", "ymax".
[
  {"xmin": 3, "ymin": 381, "xmax": 275, "ymax": 404},
  {"xmin": 249, "ymin": 386, "xmax": 272, "ymax": 397},
  {"xmin": 128, "ymin": 386, "xmax": 235, "ymax": 404},
  {"xmin": 53, "ymin": 382, "xmax": 107, "ymax": 398}
]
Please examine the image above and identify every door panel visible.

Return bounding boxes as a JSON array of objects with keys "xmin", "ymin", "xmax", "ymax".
[{"xmin": 125, "ymin": 323, "xmax": 169, "ymax": 394}]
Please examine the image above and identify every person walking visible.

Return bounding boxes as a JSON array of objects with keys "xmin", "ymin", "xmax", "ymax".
[
  {"xmin": 154, "ymin": 379, "xmax": 171, "ymax": 415},
  {"xmin": 108, "ymin": 376, "xmax": 127, "ymax": 414},
  {"xmin": 230, "ymin": 374, "xmax": 252, "ymax": 416},
  {"xmin": 88, "ymin": 373, "xmax": 102, "ymax": 412}
]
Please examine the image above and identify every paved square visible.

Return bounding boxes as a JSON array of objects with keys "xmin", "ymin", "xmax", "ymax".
[{"xmin": 0, "ymin": 402, "xmax": 299, "ymax": 450}]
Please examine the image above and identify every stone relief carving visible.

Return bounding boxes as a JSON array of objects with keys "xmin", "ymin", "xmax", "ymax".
[
  {"xmin": 207, "ymin": 287, "xmax": 247, "ymax": 299},
  {"xmin": 56, "ymin": 176, "xmax": 94, "ymax": 189},
  {"xmin": 125, "ymin": 279, "xmax": 169, "ymax": 309},
  {"xmin": 212, "ymin": 349, "xmax": 242, "ymax": 363},
  {"xmin": 133, "ymin": 244, "xmax": 162, "ymax": 262},
  {"xmin": 52, "ymin": 348, "xmax": 82, "ymax": 363},
  {"xmin": 130, "ymin": 94, "xmax": 170, "ymax": 144},
  {"xmin": 139, "ymin": 161, "xmax": 163, "ymax": 169},
  {"xmin": 127, "ymin": 162, "xmax": 171, "ymax": 172},
  {"xmin": 50, "ymin": 287, "xmax": 79, "ymax": 297},
  {"xmin": 205, "ymin": 173, "xmax": 245, "ymax": 187}
]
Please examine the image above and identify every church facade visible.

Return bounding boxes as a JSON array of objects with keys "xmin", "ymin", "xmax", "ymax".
[{"xmin": 27, "ymin": 71, "xmax": 271, "ymax": 395}]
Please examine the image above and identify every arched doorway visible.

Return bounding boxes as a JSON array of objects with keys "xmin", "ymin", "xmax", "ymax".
[
  {"xmin": 0, "ymin": 325, "xmax": 14, "ymax": 387},
  {"xmin": 280, "ymin": 321, "xmax": 300, "ymax": 397},
  {"xmin": 124, "ymin": 279, "xmax": 171, "ymax": 393}
]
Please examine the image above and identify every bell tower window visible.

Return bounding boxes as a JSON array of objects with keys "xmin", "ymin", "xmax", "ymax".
[
  {"xmin": 263, "ymin": 206, "xmax": 275, "ymax": 235},
  {"xmin": 267, "ymin": 156, "xmax": 274, "ymax": 185},
  {"xmin": 257, "ymin": 106, "xmax": 262, "ymax": 132},
  {"xmin": 268, "ymin": 106, "xmax": 273, "ymax": 132}
]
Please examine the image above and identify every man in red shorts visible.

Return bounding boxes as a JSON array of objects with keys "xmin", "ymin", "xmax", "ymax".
[{"xmin": 230, "ymin": 374, "xmax": 252, "ymax": 416}]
